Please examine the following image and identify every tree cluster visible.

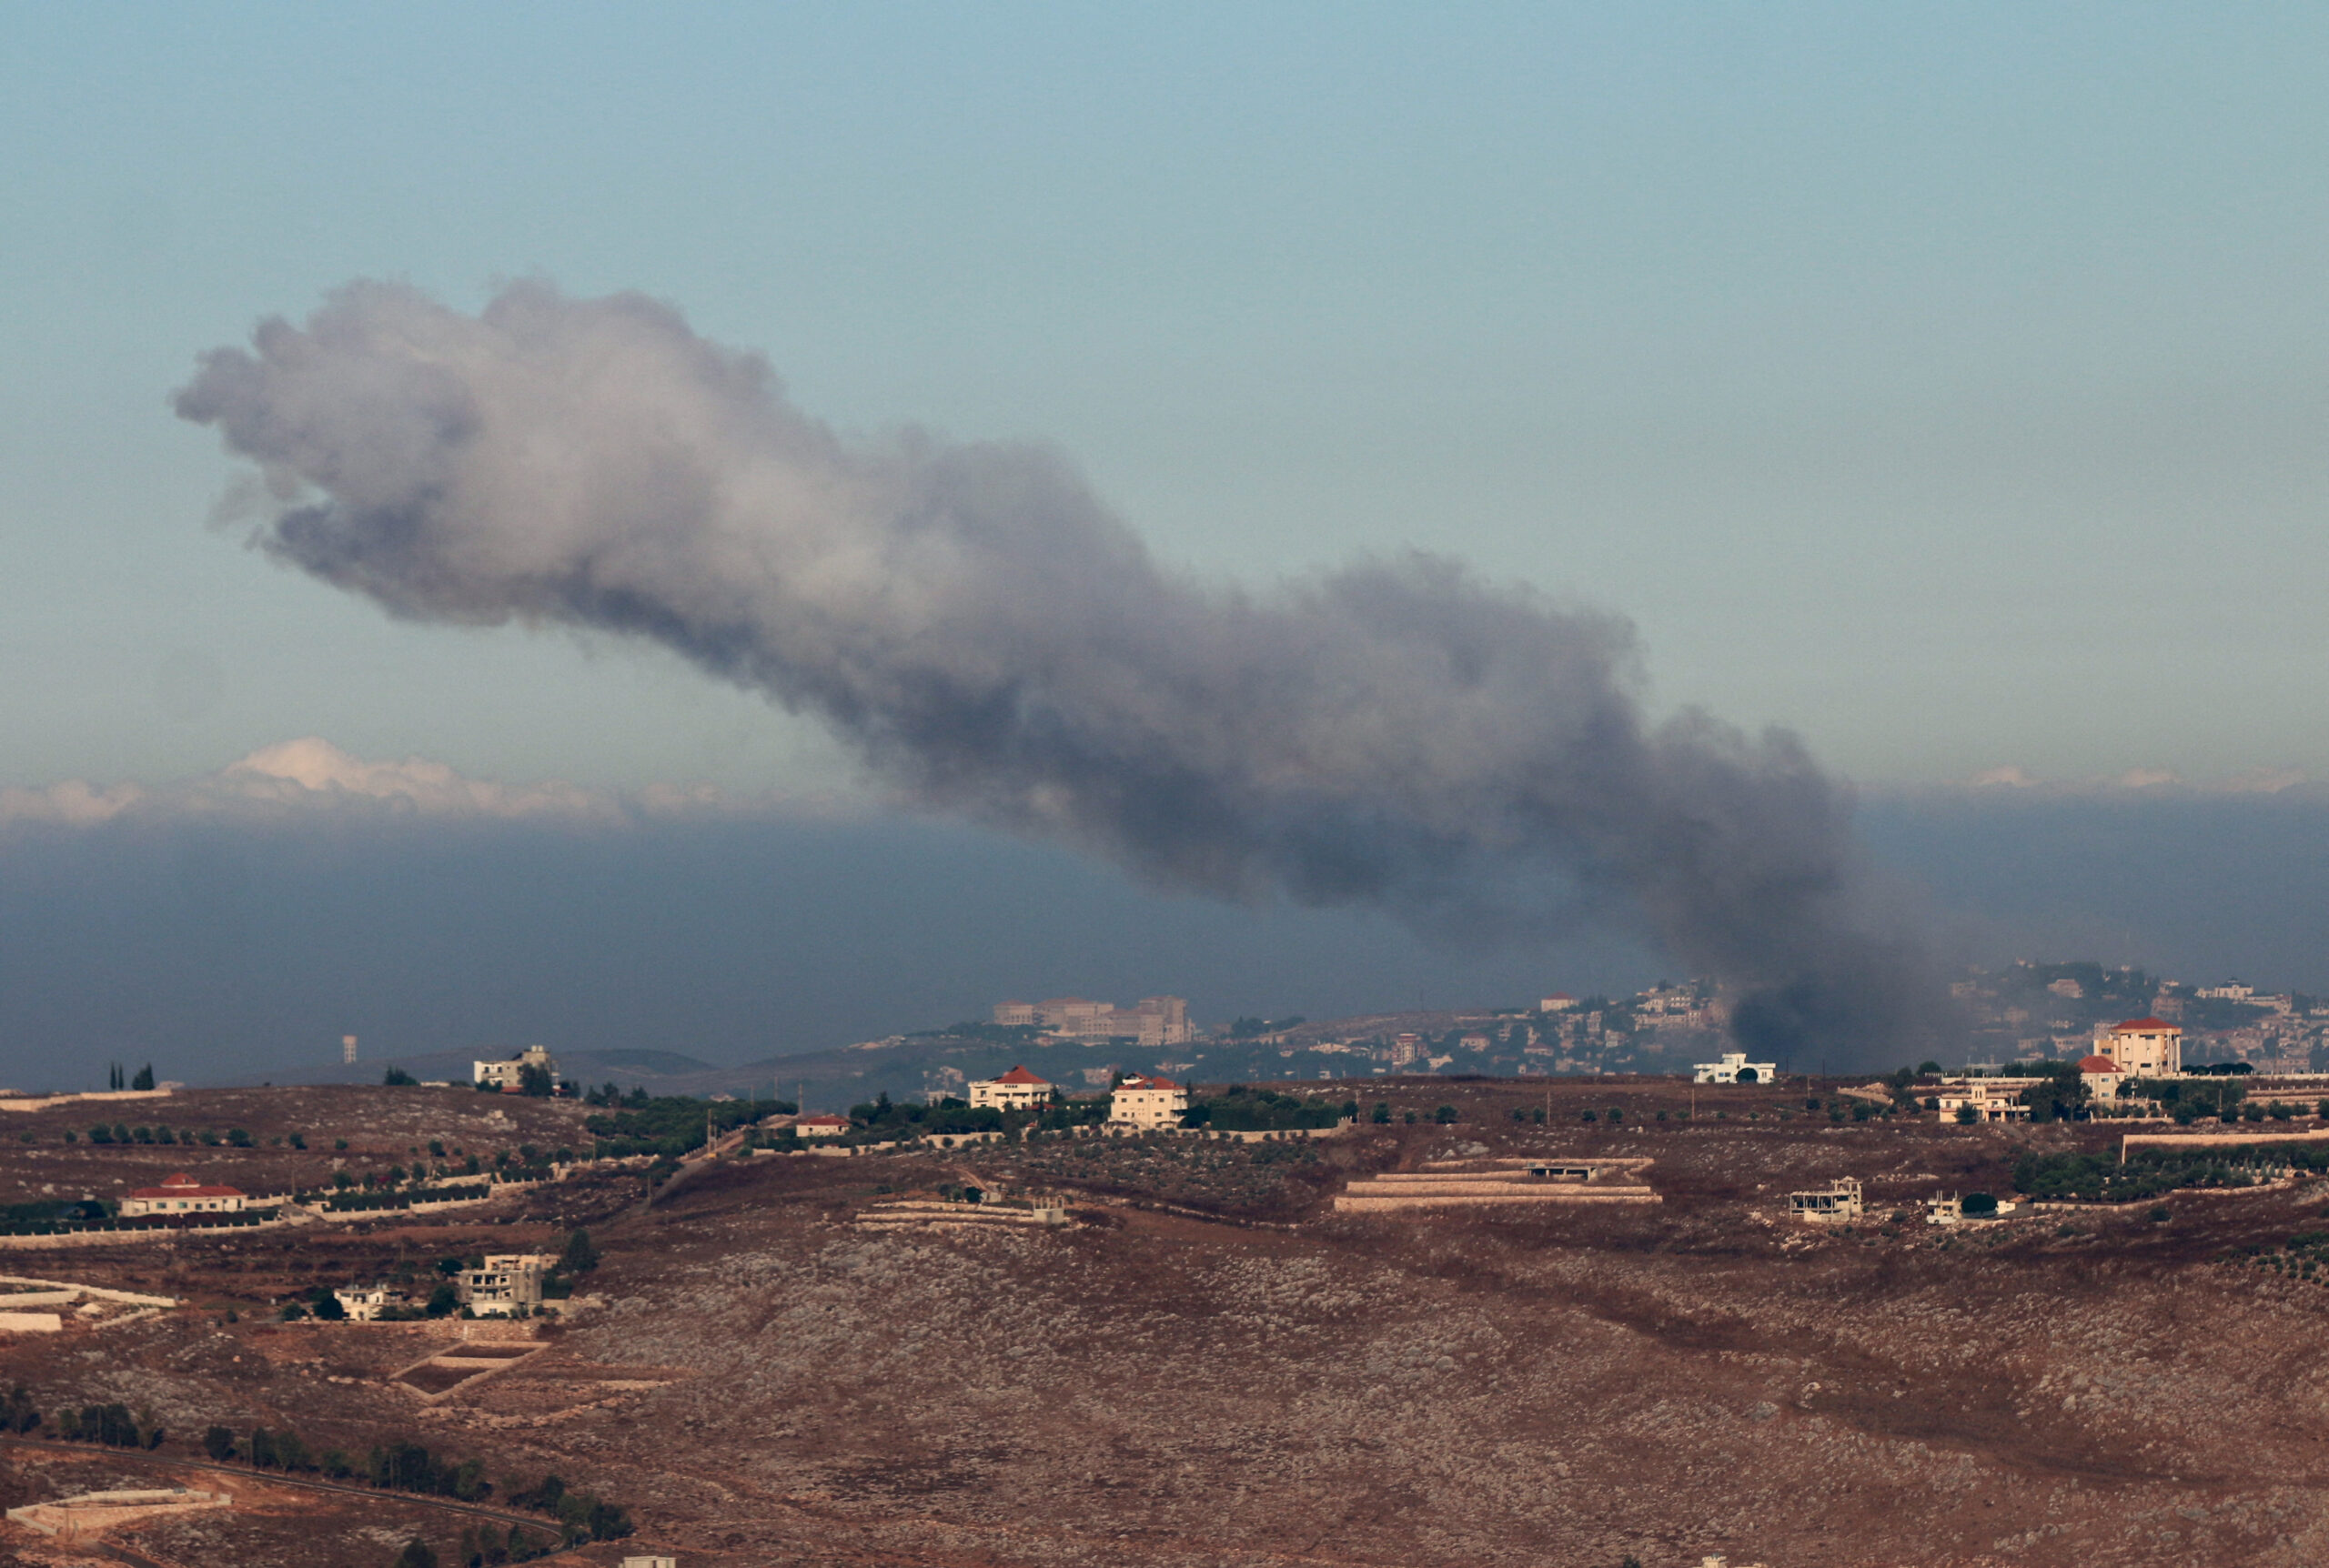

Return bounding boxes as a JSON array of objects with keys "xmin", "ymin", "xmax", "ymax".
[
  {"xmin": 2013, "ymin": 1140, "xmax": 2329, "ymax": 1202},
  {"xmin": 846, "ymin": 1091, "xmax": 1015, "ymax": 1141},
  {"xmin": 59, "ymin": 1401, "xmax": 157, "ymax": 1448},
  {"xmin": 84, "ymin": 1122, "xmax": 249, "ymax": 1147},
  {"xmin": 1183, "ymin": 1086, "xmax": 1345, "ymax": 1131},
  {"xmin": 585, "ymin": 1094, "xmax": 792, "ymax": 1158}
]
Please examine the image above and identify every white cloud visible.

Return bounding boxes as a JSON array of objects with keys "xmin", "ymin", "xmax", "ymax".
[
  {"xmin": 1875, "ymin": 764, "xmax": 2318, "ymax": 806},
  {"xmin": 0, "ymin": 739, "xmax": 850, "ymax": 830},
  {"xmin": 215, "ymin": 738, "xmax": 616, "ymax": 821}
]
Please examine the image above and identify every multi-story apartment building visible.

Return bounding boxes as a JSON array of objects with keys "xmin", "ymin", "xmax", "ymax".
[
  {"xmin": 2098, "ymin": 1018, "xmax": 2182, "ymax": 1078},
  {"xmin": 1107, "ymin": 1074, "xmax": 1189, "ymax": 1129}
]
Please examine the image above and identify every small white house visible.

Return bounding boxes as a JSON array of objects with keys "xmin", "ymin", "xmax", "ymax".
[
  {"xmin": 1107, "ymin": 1074, "xmax": 1189, "ymax": 1129},
  {"xmin": 332, "ymin": 1285, "xmax": 401, "ymax": 1321},
  {"xmin": 1692, "ymin": 1051, "xmax": 1775, "ymax": 1085},
  {"xmin": 788, "ymin": 1114, "xmax": 850, "ymax": 1140}
]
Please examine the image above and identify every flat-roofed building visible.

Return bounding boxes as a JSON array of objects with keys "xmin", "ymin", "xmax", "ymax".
[
  {"xmin": 473, "ymin": 1044, "xmax": 557, "ymax": 1092},
  {"xmin": 1933, "ymin": 1077, "xmax": 2043, "ymax": 1123},
  {"xmin": 460, "ymin": 1253, "xmax": 556, "ymax": 1316},
  {"xmin": 1108, "ymin": 1074, "xmax": 1188, "ymax": 1129},
  {"xmin": 333, "ymin": 1285, "xmax": 402, "ymax": 1322},
  {"xmin": 1788, "ymin": 1178, "xmax": 1864, "ymax": 1223},
  {"xmin": 1692, "ymin": 1051, "xmax": 1775, "ymax": 1085}
]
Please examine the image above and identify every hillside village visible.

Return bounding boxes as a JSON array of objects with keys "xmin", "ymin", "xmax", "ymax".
[{"xmin": 6, "ymin": 969, "xmax": 2329, "ymax": 1564}]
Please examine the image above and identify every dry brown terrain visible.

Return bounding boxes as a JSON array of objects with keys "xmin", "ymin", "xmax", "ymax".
[{"xmin": 3, "ymin": 1079, "xmax": 2329, "ymax": 1566}]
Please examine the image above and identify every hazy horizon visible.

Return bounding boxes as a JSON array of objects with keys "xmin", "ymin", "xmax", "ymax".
[{"xmin": 5, "ymin": 739, "xmax": 2325, "ymax": 1091}]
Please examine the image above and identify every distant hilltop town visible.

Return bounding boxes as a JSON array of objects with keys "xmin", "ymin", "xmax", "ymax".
[
  {"xmin": 928, "ymin": 965, "xmax": 2329, "ymax": 1088},
  {"xmin": 1951, "ymin": 962, "xmax": 2329, "ymax": 1075}
]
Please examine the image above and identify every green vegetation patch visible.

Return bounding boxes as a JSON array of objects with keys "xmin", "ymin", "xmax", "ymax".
[
  {"xmin": 1184, "ymin": 1086, "xmax": 1347, "ymax": 1131},
  {"xmin": 2014, "ymin": 1140, "xmax": 2329, "ymax": 1202},
  {"xmin": 585, "ymin": 1094, "xmax": 793, "ymax": 1159}
]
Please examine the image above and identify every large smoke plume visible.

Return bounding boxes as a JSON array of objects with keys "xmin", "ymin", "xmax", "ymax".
[{"xmin": 176, "ymin": 281, "xmax": 1946, "ymax": 1064}]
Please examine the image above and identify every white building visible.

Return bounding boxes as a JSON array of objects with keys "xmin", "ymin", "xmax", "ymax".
[
  {"xmin": 1108, "ymin": 1074, "xmax": 1189, "ymax": 1129},
  {"xmin": 1692, "ymin": 1051, "xmax": 1775, "ymax": 1084},
  {"xmin": 333, "ymin": 1285, "xmax": 401, "ymax": 1321},
  {"xmin": 1933, "ymin": 1077, "xmax": 2043, "ymax": 1123},
  {"xmin": 968, "ymin": 1065, "xmax": 1055, "ymax": 1112},
  {"xmin": 121, "ymin": 1173, "xmax": 247, "ymax": 1218},
  {"xmin": 788, "ymin": 1114, "xmax": 849, "ymax": 1140},
  {"xmin": 2099, "ymin": 1018, "xmax": 2182, "ymax": 1078},
  {"xmin": 1539, "ymin": 993, "xmax": 1577, "ymax": 1012},
  {"xmin": 473, "ymin": 1044, "xmax": 557, "ymax": 1091}
]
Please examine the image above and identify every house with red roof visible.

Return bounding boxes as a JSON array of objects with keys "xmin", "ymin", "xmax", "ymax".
[
  {"xmin": 968, "ymin": 1065, "xmax": 1054, "ymax": 1113},
  {"xmin": 2100, "ymin": 1018, "xmax": 2182, "ymax": 1079},
  {"xmin": 121, "ymin": 1173, "xmax": 247, "ymax": 1218},
  {"xmin": 2075, "ymin": 1053, "xmax": 2126, "ymax": 1101},
  {"xmin": 1107, "ymin": 1073, "xmax": 1189, "ymax": 1130}
]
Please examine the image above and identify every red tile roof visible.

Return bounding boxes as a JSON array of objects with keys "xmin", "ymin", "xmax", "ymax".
[
  {"xmin": 2114, "ymin": 1018, "xmax": 2176, "ymax": 1032},
  {"xmin": 794, "ymin": 1115, "xmax": 849, "ymax": 1128},
  {"xmin": 2076, "ymin": 1055, "xmax": 2123, "ymax": 1074},
  {"xmin": 128, "ymin": 1172, "xmax": 246, "ymax": 1201},
  {"xmin": 992, "ymin": 1065, "xmax": 1050, "ymax": 1086},
  {"xmin": 1119, "ymin": 1076, "xmax": 1182, "ymax": 1092}
]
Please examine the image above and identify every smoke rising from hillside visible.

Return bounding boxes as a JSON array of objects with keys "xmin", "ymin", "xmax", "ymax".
[{"xmin": 176, "ymin": 281, "xmax": 1946, "ymax": 1064}]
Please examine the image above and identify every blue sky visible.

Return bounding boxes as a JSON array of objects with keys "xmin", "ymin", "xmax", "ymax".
[{"xmin": 6, "ymin": 2, "xmax": 2326, "ymax": 795}]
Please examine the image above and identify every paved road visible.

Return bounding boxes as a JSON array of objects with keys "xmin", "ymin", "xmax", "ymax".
[{"xmin": 0, "ymin": 1434, "xmax": 580, "ymax": 1550}]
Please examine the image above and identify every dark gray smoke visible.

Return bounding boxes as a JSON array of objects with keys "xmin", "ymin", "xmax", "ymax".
[{"xmin": 176, "ymin": 280, "xmax": 1948, "ymax": 1065}]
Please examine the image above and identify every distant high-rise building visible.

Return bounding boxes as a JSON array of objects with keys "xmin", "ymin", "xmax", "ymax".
[
  {"xmin": 993, "ymin": 994, "xmax": 1191, "ymax": 1044},
  {"xmin": 342, "ymin": 1034, "xmax": 358, "ymax": 1065}
]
